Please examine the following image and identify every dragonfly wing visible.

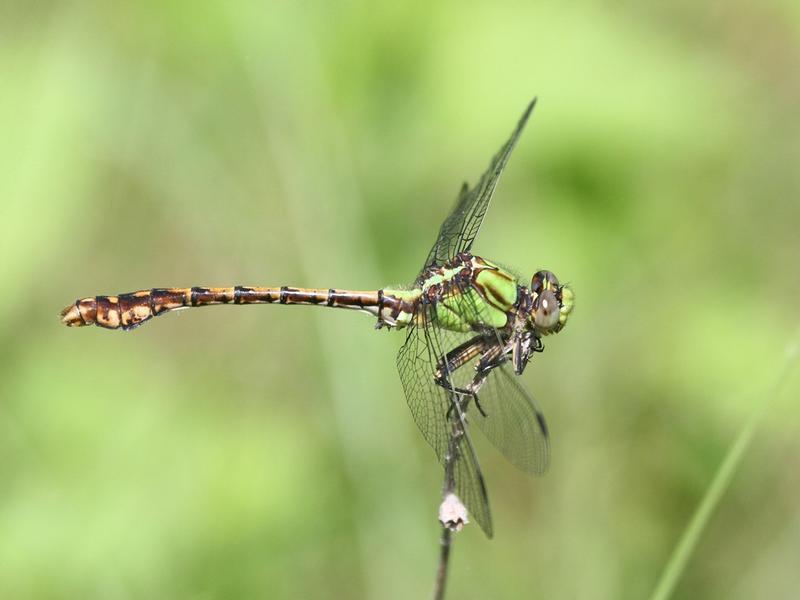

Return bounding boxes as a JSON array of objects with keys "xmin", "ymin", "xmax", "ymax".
[
  {"xmin": 472, "ymin": 363, "xmax": 550, "ymax": 475},
  {"xmin": 396, "ymin": 307, "xmax": 494, "ymax": 537},
  {"xmin": 396, "ymin": 322, "xmax": 451, "ymax": 463},
  {"xmin": 421, "ymin": 98, "xmax": 536, "ymax": 272},
  {"xmin": 448, "ymin": 404, "xmax": 492, "ymax": 538}
]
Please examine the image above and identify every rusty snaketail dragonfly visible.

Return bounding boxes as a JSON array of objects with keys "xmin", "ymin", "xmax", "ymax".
[{"xmin": 60, "ymin": 99, "xmax": 573, "ymax": 537}]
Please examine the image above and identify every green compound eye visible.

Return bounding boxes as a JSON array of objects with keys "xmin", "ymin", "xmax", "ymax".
[{"xmin": 534, "ymin": 289, "xmax": 560, "ymax": 330}]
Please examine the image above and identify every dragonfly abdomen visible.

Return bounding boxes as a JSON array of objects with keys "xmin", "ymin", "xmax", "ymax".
[{"xmin": 60, "ymin": 286, "xmax": 385, "ymax": 331}]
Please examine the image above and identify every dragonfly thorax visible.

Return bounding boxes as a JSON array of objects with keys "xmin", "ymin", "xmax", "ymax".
[{"xmin": 426, "ymin": 254, "xmax": 519, "ymax": 332}]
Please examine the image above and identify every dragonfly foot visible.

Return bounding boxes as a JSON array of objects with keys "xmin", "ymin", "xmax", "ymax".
[{"xmin": 473, "ymin": 393, "xmax": 488, "ymax": 418}]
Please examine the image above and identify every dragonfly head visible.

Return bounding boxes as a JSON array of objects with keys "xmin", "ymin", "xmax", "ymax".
[{"xmin": 530, "ymin": 270, "xmax": 574, "ymax": 335}]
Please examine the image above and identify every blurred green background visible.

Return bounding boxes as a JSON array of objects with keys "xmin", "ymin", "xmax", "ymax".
[{"xmin": 2, "ymin": 2, "xmax": 799, "ymax": 598}]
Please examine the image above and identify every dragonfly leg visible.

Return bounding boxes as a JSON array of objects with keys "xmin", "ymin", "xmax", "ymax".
[
  {"xmin": 443, "ymin": 390, "xmax": 483, "ymax": 421},
  {"xmin": 439, "ymin": 384, "xmax": 489, "ymax": 419},
  {"xmin": 434, "ymin": 335, "xmax": 515, "ymax": 419},
  {"xmin": 434, "ymin": 335, "xmax": 489, "ymax": 418},
  {"xmin": 433, "ymin": 335, "xmax": 488, "ymax": 387},
  {"xmin": 436, "ymin": 375, "xmax": 483, "ymax": 418},
  {"xmin": 472, "ymin": 393, "xmax": 488, "ymax": 418},
  {"xmin": 465, "ymin": 341, "xmax": 516, "ymax": 416}
]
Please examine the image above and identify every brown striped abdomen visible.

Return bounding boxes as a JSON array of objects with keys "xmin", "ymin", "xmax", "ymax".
[{"xmin": 60, "ymin": 286, "xmax": 385, "ymax": 331}]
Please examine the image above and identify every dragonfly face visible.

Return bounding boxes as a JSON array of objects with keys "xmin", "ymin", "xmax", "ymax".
[
  {"xmin": 505, "ymin": 270, "xmax": 570, "ymax": 377},
  {"xmin": 529, "ymin": 270, "xmax": 574, "ymax": 336}
]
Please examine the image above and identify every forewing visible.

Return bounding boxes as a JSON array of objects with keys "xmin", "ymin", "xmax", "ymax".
[
  {"xmin": 396, "ymin": 305, "xmax": 494, "ymax": 537},
  {"xmin": 396, "ymin": 320, "xmax": 451, "ymax": 464},
  {"xmin": 421, "ymin": 99, "xmax": 536, "ymax": 272}
]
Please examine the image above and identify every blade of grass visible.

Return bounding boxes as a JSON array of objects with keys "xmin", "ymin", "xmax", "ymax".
[{"xmin": 648, "ymin": 330, "xmax": 800, "ymax": 600}]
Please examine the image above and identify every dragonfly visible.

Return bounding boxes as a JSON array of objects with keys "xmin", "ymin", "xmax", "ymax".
[{"xmin": 60, "ymin": 98, "xmax": 573, "ymax": 537}]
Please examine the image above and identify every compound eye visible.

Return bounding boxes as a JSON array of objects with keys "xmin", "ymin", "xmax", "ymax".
[
  {"xmin": 534, "ymin": 290, "xmax": 560, "ymax": 330},
  {"xmin": 531, "ymin": 270, "xmax": 559, "ymax": 295}
]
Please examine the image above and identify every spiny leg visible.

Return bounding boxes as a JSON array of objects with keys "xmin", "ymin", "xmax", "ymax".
[
  {"xmin": 465, "ymin": 343, "xmax": 509, "ymax": 417},
  {"xmin": 433, "ymin": 335, "xmax": 487, "ymax": 388},
  {"xmin": 434, "ymin": 335, "xmax": 512, "ymax": 418},
  {"xmin": 434, "ymin": 335, "xmax": 488, "ymax": 416}
]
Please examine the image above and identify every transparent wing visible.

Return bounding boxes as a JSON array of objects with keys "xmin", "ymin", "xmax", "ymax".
[
  {"xmin": 448, "ymin": 409, "xmax": 492, "ymax": 538},
  {"xmin": 396, "ymin": 304, "xmax": 494, "ymax": 537},
  {"xmin": 472, "ymin": 363, "xmax": 550, "ymax": 475},
  {"xmin": 421, "ymin": 98, "xmax": 536, "ymax": 273}
]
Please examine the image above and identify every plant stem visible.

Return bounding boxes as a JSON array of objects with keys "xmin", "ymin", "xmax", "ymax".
[
  {"xmin": 432, "ymin": 397, "xmax": 465, "ymax": 600},
  {"xmin": 433, "ymin": 527, "xmax": 453, "ymax": 600},
  {"xmin": 648, "ymin": 333, "xmax": 799, "ymax": 600}
]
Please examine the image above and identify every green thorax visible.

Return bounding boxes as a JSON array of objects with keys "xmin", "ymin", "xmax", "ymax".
[{"xmin": 382, "ymin": 254, "xmax": 519, "ymax": 332}]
